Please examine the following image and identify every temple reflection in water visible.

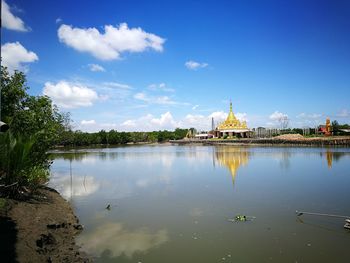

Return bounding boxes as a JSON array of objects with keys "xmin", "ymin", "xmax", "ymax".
[{"xmin": 214, "ymin": 146, "xmax": 250, "ymax": 186}]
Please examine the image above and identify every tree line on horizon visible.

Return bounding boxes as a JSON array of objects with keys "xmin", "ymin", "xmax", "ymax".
[{"xmin": 58, "ymin": 128, "xmax": 189, "ymax": 146}]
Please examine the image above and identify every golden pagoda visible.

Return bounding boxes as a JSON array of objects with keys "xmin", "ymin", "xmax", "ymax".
[{"xmin": 214, "ymin": 101, "xmax": 250, "ymax": 138}]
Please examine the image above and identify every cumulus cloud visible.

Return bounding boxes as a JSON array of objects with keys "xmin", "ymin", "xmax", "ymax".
[
  {"xmin": 55, "ymin": 17, "xmax": 62, "ymax": 24},
  {"xmin": 148, "ymin": 83, "xmax": 175, "ymax": 92},
  {"xmin": 43, "ymin": 81, "xmax": 98, "ymax": 109},
  {"xmin": 81, "ymin": 120, "xmax": 96, "ymax": 125},
  {"xmin": 58, "ymin": 23, "xmax": 165, "ymax": 60},
  {"xmin": 185, "ymin": 60, "xmax": 208, "ymax": 70},
  {"xmin": 121, "ymin": 112, "xmax": 179, "ymax": 131},
  {"xmin": 151, "ymin": 112, "xmax": 178, "ymax": 127},
  {"xmin": 209, "ymin": 111, "xmax": 228, "ymax": 122},
  {"xmin": 236, "ymin": 112, "xmax": 248, "ymax": 121},
  {"xmin": 1, "ymin": 42, "xmax": 38, "ymax": 73},
  {"xmin": 269, "ymin": 111, "xmax": 289, "ymax": 128},
  {"xmin": 1, "ymin": 0, "xmax": 28, "ymax": 32},
  {"xmin": 269, "ymin": 111, "xmax": 288, "ymax": 121},
  {"xmin": 88, "ymin": 63, "xmax": 105, "ymax": 72}
]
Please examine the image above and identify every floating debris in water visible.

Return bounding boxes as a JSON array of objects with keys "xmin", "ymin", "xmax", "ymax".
[
  {"xmin": 235, "ymin": 215, "xmax": 247, "ymax": 221},
  {"xmin": 228, "ymin": 214, "xmax": 256, "ymax": 222},
  {"xmin": 106, "ymin": 204, "xmax": 111, "ymax": 210}
]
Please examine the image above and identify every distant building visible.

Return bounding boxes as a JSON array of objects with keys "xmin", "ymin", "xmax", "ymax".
[
  {"xmin": 214, "ymin": 102, "xmax": 251, "ymax": 138},
  {"xmin": 195, "ymin": 133, "xmax": 214, "ymax": 140},
  {"xmin": 318, "ymin": 118, "xmax": 332, "ymax": 136}
]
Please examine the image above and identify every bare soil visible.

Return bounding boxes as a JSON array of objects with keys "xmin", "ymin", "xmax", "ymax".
[{"xmin": 0, "ymin": 187, "xmax": 90, "ymax": 263}]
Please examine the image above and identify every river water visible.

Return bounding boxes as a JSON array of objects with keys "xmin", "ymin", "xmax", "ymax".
[{"xmin": 49, "ymin": 145, "xmax": 350, "ymax": 262}]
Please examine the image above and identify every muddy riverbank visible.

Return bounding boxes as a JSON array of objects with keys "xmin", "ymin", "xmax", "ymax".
[{"xmin": 0, "ymin": 187, "xmax": 90, "ymax": 263}]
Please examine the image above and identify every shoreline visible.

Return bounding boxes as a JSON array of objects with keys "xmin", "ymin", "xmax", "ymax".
[
  {"xmin": 170, "ymin": 136, "xmax": 350, "ymax": 147},
  {"xmin": 0, "ymin": 186, "xmax": 90, "ymax": 263}
]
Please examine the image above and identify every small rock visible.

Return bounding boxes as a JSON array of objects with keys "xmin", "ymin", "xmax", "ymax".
[
  {"xmin": 36, "ymin": 233, "xmax": 56, "ymax": 248},
  {"xmin": 74, "ymin": 224, "xmax": 84, "ymax": 231}
]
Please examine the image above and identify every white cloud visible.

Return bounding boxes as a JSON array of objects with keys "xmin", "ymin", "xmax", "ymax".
[
  {"xmin": 150, "ymin": 112, "xmax": 177, "ymax": 127},
  {"xmin": 88, "ymin": 63, "xmax": 105, "ymax": 72},
  {"xmin": 121, "ymin": 112, "xmax": 179, "ymax": 131},
  {"xmin": 58, "ymin": 23, "xmax": 165, "ymax": 60},
  {"xmin": 1, "ymin": 42, "xmax": 38, "ymax": 73},
  {"xmin": 192, "ymin": 105, "xmax": 199, "ymax": 110},
  {"xmin": 134, "ymin": 92, "xmax": 185, "ymax": 105},
  {"xmin": 43, "ymin": 81, "xmax": 98, "ymax": 109},
  {"xmin": 103, "ymin": 82, "xmax": 132, "ymax": 89},
  {"xmin": 81, "ymin": 120, "xmax": 96, "ymax": 125},
  {"xmin": 1, "ymin": 0, "xmax": 28, "ymax": 32},
  {"xmin": 183, "ymin": 114, "xmax": 207, "ymax": 126},
  {"xmin": 148, "ymin": 83, "xmax": 175, "ymax": 92},
  {"xmin": 185, "ymin": 60, "xmax": 208, "ymax": 70},
  {"xmin": 121, "ymin": 120, "xmax": 136, "ymax": 128},
  {"xmin": 236, "ymin": 112, "xmax": 248, "ymax": 122},
  {"xmin": 208, "ymin": 111, "xmax": 228, "ymax": 122},
  {"xmin": 269, "ymin": 111, "xmax": 288, "ymax": 121},
  {"xmin": 55, "ymin": 17, "xmax": 62, "ymax": 24}
]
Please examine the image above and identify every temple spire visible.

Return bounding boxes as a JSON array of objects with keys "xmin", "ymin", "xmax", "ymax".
[{"xmin": 230, "ymin": 99, "xmax": 232, "ymax": 113}]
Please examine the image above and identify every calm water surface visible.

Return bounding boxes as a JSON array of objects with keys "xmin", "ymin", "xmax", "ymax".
[{"xmin": 49, "ymin": 145, "xmax": 350, "ymax": 262}]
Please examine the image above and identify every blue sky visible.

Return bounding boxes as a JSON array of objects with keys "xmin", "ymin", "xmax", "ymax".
[{"xmin": 2, "ymin": 0, "xmax": 350, "ymax": 131}]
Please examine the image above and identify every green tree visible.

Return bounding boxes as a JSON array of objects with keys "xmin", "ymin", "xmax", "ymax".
[
  {"xmin": 1, "ymin": 67, "xmax": 28, "ymax": 123},
  {"xmin": 0, "ymin": 67, "xmax": 67, "ymax": 197},
  {"xmin": 332, "ymin": 120, "xmax": 339, "ymax": 135},
  {"xmin": 174, "ymin": 128, "xmax": 188, "ymax": 140}
]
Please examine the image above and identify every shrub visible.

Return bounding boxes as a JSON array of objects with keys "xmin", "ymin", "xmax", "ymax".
[{"xmin": 0, "ymin": 132, "xmax": 49, "ymax": 198}]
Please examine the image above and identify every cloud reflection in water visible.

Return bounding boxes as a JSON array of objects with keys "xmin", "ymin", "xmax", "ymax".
[
  {"xmin": 78, "ymin": 222, "xmax": 168, "ymax": 259},
  {"xmin": 50, "ymin": 172, "xmax": 99, "ymax": 200}
]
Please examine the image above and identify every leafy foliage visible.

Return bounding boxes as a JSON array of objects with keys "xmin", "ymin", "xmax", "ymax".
[
  {"xmin": 0, "ymin": 132, "xmax": 49, "ymax": 197},
  {"xmin": 0, "ymin": 66, "xmax": 66, "ymax": 197}
]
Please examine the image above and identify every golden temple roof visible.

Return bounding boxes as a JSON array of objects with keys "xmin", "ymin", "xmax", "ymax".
[{"xmin": 217, "ymin": 102, "xmax": 248, "ymax": 130}]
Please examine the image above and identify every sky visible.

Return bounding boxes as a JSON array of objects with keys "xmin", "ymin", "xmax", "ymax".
[{"xmin": 1, "ymin": 0, "xmax": 350, "ymax": 132}]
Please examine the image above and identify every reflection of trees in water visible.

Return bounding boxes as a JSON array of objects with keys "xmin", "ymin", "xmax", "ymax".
[
  {"xmin": 50, "ymin": 151, "xmax": 116, "ymax": 161},
  {"xmin": 214, "ymin": 146, "xmax": 250, "ymax": 186}
]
